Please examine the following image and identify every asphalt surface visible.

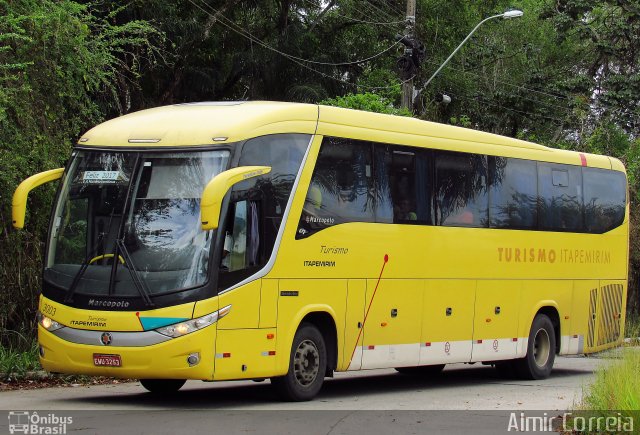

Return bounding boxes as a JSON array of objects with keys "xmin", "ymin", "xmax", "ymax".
[{"xmin": 0, "ymin": 355, "xmax": 615, "ymax": 434}]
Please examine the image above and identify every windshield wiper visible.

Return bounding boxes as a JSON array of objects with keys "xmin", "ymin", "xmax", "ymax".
[
  {"xmin": 63, "ymin": 229, "xmax": 109, "ymax": 304},
  {"xmin": 115, "ymin": 239, "xmax": 154, "ymax": 307}
]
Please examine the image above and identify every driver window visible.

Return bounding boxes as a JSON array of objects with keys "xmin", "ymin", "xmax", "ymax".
[{"xmin": 219, "ymin": 200, "xmax": 261, "ymax": 289}]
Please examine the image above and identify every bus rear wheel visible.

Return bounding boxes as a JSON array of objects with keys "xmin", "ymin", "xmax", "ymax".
[
  {"xmin": 513, "ymin": 313, "xmax": 556, "ymax": 380},
  {"xmin": 395, "ymin": 364, "xmax": 445, "ymax": 376},
  {"xmin": 140, "ymin": 379, "xmax": 186, "ymax": 394},
  {"xmin": 271, "ymin": 323, "xmax": 327, "ymax": 401}
]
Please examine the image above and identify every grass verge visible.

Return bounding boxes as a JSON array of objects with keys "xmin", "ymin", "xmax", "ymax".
[
  {"xmin": 625, "ymin": 313, "xmax": 640, "ymax": 339},
  {"xmin": 0, "ymin": 341, "xmax": 40, "ymax": 381},
  {"xmin": 1, "ymin": 335, "xmax": 126, "ymax": 390},
  {"xmin": 580, "ymin": 349, "xmax": 639, "ymax": 411}
]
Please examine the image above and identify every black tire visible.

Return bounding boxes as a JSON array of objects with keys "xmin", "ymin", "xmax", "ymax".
[
  {"xmin": 395, "ymin": 364, "xmax": 445, "ymax": 376},
  {"xmin": 271, "ymin": 323, "xmax": 327, "ymax": 401},
  {"xmin": 139, "ymin": 379, "xmax": 186, "ymax": 394},
  {"xmin": 513, "ymin": 314, "xmax": 556, "ymax": 380}
]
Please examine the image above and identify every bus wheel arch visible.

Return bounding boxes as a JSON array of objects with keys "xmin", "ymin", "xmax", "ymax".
[
  {"xmin": 299, "ymin": 311, "xmax": 338, "ymax": 376},
  {"xmin": 535, "ymin": 305, "xmax": 561, "ymax": 355}
]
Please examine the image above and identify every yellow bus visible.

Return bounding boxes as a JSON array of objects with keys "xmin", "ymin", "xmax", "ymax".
[{"xmin": 13, "ymin": 102, "xmax": 628, "ymax": 401}]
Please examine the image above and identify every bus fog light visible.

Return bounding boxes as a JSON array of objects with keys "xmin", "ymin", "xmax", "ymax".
[
  {"xmin": 187, "ymin": 353, "xmax": 200, "ymax": 366},
  {"xmin": 39, "ymin": 346, "xmax": 45, "ymax": 357}
]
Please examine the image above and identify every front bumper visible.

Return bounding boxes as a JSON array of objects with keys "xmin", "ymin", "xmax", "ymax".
[{"xmin": 38, "ymin": 324, "xmax": 217, "ymax": 380}]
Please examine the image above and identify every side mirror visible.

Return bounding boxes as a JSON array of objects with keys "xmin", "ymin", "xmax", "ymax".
[
  {"xmin": 200, "ymin": 166, "xmax": 271, "ymax": 230},
  {"xmin": 13, "ymin": 168, "xmax": 64, "ymax": 229}
]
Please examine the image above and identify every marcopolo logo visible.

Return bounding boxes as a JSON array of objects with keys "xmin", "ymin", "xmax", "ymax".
[
  {"xmin": 87, "ymin": 299, "xmax": 130, "ymax": 309},
  {"xmin": 8, "ymin": 411, "xmax": 73, "ymax": 434}
]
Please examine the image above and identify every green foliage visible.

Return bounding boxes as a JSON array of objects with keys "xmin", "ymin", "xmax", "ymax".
[
  {"xmin": 626, "ymin": 314, "xmax": 640, "ymax": 339},
  {"xmin": 580, "ymin": 349, "xmax": 640, "ymax": 411},
  {"xmin": 0, "ymin": 339, "xmax": 40, "ymax": 380},
  {"xmin": 584, "ymin": 123, "xmax": 631, "ymax": 158},
  {"xmin": 0, "ymin": 0, "xmax": 162, "ymax": 346},
  {"xmin": 450, "ymin": 115, "xmax": 472, "ymax": 128},
  {"xmin": 319, "ymin": 92, "xmax": 411, "ymax": 116}
]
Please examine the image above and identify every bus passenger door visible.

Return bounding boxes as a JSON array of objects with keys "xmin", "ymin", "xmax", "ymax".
[
  {"xmin": 420, "ymin": 280, "xmax": 475, "ymax": 365},
  {"xmin": 343, "ymin": 279, "xmax": 366, "ymax": 370},
  {"xmin": 471, "ymin": 280, "xmax": 521, "ymax": 362},
  {"xmin": 361, "ymin": 279, "xmax": 422, "ymax": 369}
]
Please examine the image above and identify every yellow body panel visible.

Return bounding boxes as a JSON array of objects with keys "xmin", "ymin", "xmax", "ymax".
[
  {"xmin": 216, "ymin": 280, "xmax": 261, "ymax": 330},
  {"xmin": 474, "ymin": 280, "xmax": 521, "ymax": 341},
  {"xmin": 214, "ymin": 328, "xmax": 277, "ymax": 380},
  {"xmin": 341, "ymin": 279, "xmax": 366, "ymax": 370},
  {"xmin": 259, "ymin": 279, "xmax": 279, "ymax": 328},
  {"xmin": 30, "ymin": 102, "xmax": 628, "ymax": 383},
  {"xmin": 422, "ymin": 280, "xmax": 475, "ymax": 343}
]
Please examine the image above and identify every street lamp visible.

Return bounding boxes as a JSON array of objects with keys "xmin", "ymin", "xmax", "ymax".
[{"xmin": 418, "ymin": 9, "xmax": 524, "ymax": 93}]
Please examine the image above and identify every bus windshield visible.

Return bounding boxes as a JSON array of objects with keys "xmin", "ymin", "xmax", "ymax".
[{"xmin": 44, "ymin": 149, "xmax": 231, "ymax": 300}]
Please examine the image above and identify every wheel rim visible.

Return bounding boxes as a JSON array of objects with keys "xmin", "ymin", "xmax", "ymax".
[
  {"xmin": 533, "ymin": 328, "xmax": 551, "ymax": 368},
  {"xmin": 293, "ymin": 339, "xmax": 320, "ymax": 387}
]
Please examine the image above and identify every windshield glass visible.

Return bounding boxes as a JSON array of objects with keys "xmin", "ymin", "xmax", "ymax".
[{"xmin": 44, "ymin": 149, "xmax": 230, "ymax": 298}]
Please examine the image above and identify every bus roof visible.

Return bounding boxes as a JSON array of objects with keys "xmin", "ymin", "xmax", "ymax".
[{"xmin": 78, "ymin": 101, "xmax": 615, "ymax": 170}]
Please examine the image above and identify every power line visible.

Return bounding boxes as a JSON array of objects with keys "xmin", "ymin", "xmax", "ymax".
[
  {"xmin": 421, "ymin": 60, "xmax": 595, "ymax": 116},
  {"xmin": 187, "ymin": 0, "xmax": 408, "ymax": 91},
  {"xmin": 300, "ymin": 0, "xmax": 406, "ymax": 27},
  {"xmin": 328, "ymin": 10, "xmax": 406, "ymax": 26},
  {"xmin": 426, "ymin": 59, "xmax": 575, "ymax": 102},
  {"xmin": 363, "ymin": 0, "xmax": 405, "ymax": 21},
  {"xmin": 443, "ymin": 89, "xmax": 567, "ymax": 125},
  {"xmin": 188, "ymin": 0, "xmax": 401, "ymax": 67},
  {"xmin": 359, "ymin": 0, "xmax": 405, "ymax": 28}
]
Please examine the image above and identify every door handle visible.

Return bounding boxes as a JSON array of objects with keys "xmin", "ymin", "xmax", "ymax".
[{"xmin": 390, "ymin": 308, "xmax": 398, "ymax": 318}]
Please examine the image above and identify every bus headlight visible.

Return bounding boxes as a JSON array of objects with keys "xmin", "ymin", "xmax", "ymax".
[
  {"xmin": 36, "ymin": 311, "xmax": 64, "ymax": 332},
  {"xmin": 155, "ymin": 305, "xmax": 231, "ymax": 338}
]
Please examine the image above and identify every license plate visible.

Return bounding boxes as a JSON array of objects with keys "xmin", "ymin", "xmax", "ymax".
[{"xmin": 93, "ymin": 353, "xmax": 122, "ymax": 367}]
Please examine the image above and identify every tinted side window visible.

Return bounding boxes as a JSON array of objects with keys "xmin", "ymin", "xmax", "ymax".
[
  {"xmin": 297, "ymin": 138, "xmax": 374, "ymax": 238},
  {"xmin": 435, "ymin": 151, "xmax": 488, "ymax": 227},
  {"xmin": 237, "ymin": 133, "xmax": 309, "ymax": 257},
  {"xmin": 375, "ymin": 145, "xmax": 433, "ymax": 224},
  {"xmin": 538, "ymin": 163, "xmax": 583, "ymax": 232},
  {"xmin": 583, "ymin": 167, "xmax": 626, "ymax": 233},
  {"xmin": 488, "ymin": 157, "xmax": 538, "ymax": 229}
]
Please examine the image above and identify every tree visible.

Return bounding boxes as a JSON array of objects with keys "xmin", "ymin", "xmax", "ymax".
[{"xmin": 0, "ymin": 0, "xmax": 161, "ymax": 346}]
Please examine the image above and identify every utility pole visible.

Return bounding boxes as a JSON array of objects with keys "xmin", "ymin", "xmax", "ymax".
[{"xmin": 401, "ymin": 0, "xmax": 416, "ymax": 111}]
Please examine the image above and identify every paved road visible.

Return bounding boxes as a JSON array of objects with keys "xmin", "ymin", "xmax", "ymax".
[{"xmin": 0, "ymin": 355, "xmax": 612, "ymax": 434}]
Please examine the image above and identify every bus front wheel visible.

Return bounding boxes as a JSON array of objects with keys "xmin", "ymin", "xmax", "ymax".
[
  {"xmin": 513, "ymin": 313, "xmax": 556, "ymax": 380},
  {"xmin": 139, "ymin": 379, "xmax": 186, "ymax": 394},
  {"xmin": 271, "ymin": 323, "xmax": 327, "ymax": 401}
]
